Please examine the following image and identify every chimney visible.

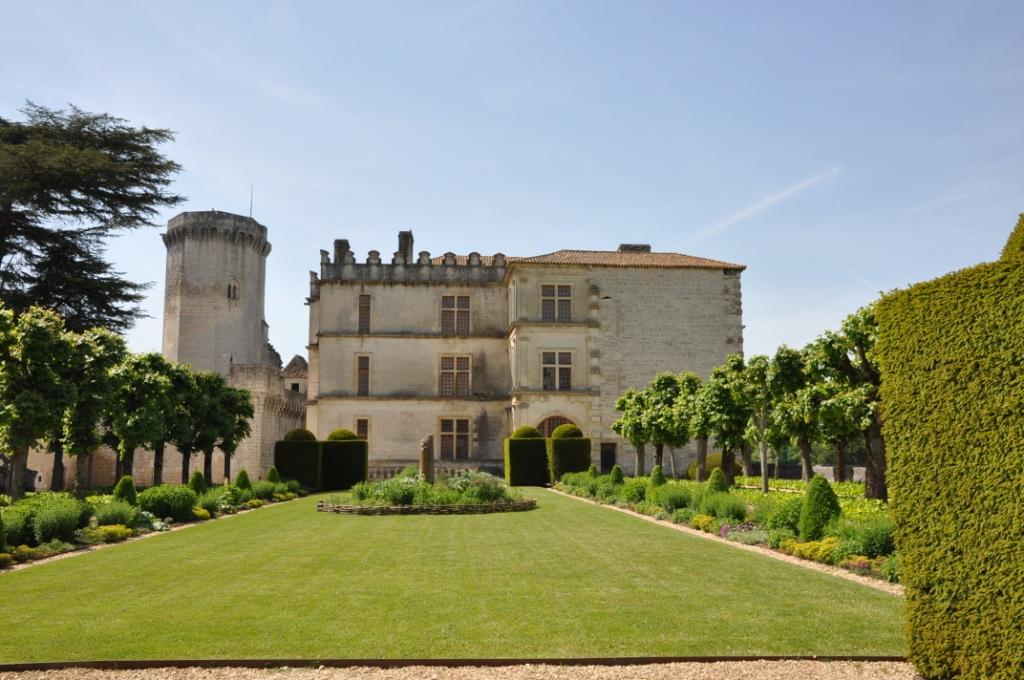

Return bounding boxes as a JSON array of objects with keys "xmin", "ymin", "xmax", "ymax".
[
  {"xmin": 618, "ymin": 243, "xmax": 651, "ymax": 253},
  {"xmin": 398, "ymin": 230, "xmax": 414, "ymax": 264},
  {"xmin": 333, "ymin": 239, "xmax": 351, "ymax": 263}
]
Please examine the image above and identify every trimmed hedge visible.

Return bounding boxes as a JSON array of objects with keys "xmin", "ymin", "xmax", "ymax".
[
  {"xmin": 327, "ymin": 428, "xmax": 358, "ymax": 441},
  {"xmin": 510, "ymin": 425, "xmax": 542, "ymax": 439},
  {"xmin": 875, "ymin": 214, "xmax": 1024, "ymax": 680},
  {"xmin": 138, "ymin": 485, "xmax": 198, "ymax": 523},
  {"xmin": 547, "ymin": 436, "xmax": 591, "ymax": 483},
  {"xmin": 274, "ymin": 441, "xmax": 321, "ymax": 490},
  {"xmin": 283, "ymin": 428, "xmax": 316, "ymax": 441},
  {"xmin": 550, "ymin": 423, "xmax": 583, "ymax": 439},
  {"xmin": 322, "ymin": 440, "xmax": 369, "ymax": 490},
  {"xmin": 504, "ymin": 438, "xmax": 548, "ymax": 486}
]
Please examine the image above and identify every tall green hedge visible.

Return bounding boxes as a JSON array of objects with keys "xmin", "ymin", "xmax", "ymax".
[
  {"xmin": 547, "ymin": 437, "xmax": 592, "ymax": 483},
  {"xmin": 504, "ymin": 438, "xmax": 548, "ymax": 486},
  {"xmin": 321, "ymin": 440, "xmax": 368, "ymax": 490},
  {"xmin": 274, "ymin": 441, "xmax": 321, "ymax": 490},
  {"xmin": 876, "ymin": 216, "xmax": 1024, "ymax": 680}
]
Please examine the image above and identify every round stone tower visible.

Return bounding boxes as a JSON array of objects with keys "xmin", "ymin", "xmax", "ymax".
[{"xmin": 162, "ymin": 210, "xmax": 271, "ymax": 376}]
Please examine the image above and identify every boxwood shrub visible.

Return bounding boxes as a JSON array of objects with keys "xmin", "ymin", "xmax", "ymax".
[
  {"xmin": 274, "ymin": 440, "xmax": 321, "ymax": 490},
  {"xmin": 326, "ymin": 428, "xmax": 357, "ymax": 441},
  {"xmin": 321, "ymin": 439, "xmax": 369, "ymax": 490},
  {"xmin": 188, "ymin": 470, "xmax": 207, "ymax": 496},
  {"xmin": 138, "ymin": 485, "xmax": 199, "ymax": 523},
  {"xmin": 504, "ymin": 436, "xmax": 548, "ymax": 486},
  {"xmin": 875, "ymin": 215, "xmax": 1024, "ymax": 680},
  {"xmin": 32, "ymin": 495, "xmax": 85, "ymax": 544},
  {"xmin": 283, "ymin": 428, "xmax": 316, "ymax": 441},
  {"xmin": 798, "ymin": 475, "xmax": 840, "ymax": 541},
  {"xmin": 234, "ymin": 469, "xmax": 252, "ymax": 490},
  {"xmin": 112, "ymin": 475, "xmax": 137, "ymax": 506}
]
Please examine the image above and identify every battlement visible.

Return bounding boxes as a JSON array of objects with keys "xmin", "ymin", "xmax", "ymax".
[
  {"xmin": 163, "ymin": 210, "xmax": 271, "ymax": 255},
  {"xmin": 310, "ymin": 230, "xmax": 508, "ymax": 294}
]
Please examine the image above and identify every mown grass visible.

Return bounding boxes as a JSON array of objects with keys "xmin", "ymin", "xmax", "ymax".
[{"xmin": 0, "ymin": 489, "xmax": 903, "ymax": 661}]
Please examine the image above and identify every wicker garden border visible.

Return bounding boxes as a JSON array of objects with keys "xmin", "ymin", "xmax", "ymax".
[{"xmin": 315, "ymin": 499, "xmax": 537, "ymax": 515}]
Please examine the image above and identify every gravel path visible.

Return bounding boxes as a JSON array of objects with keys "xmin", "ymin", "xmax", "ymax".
[
  {"xmin": 0, "ymin": 662, "xmax": 917, "ymax": 680},
  {"xmin": 549, "ymin": 489, "xmax": 903, "ymax": 596}
]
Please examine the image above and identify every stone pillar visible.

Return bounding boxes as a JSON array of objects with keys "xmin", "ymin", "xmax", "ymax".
[{"xmin": 419, "ymin": 435, "xmax": 435, "ymax": 483}]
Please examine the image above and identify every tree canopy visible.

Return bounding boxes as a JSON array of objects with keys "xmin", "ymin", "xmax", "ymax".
[{"xmin": 0, "ymin": 102, "xmax": 183, "ymax": 332}]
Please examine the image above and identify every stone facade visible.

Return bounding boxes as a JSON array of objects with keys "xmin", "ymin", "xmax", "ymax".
[
  {"xmin": 306, "ymin": 234, "xmax": 744, "ymax": 475},
  {"xmin": 26, "ymin": 211, "xmax": 305, "ymax": 491}
]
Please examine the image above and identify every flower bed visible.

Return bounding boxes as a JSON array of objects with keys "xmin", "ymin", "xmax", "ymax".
[
  {"xmin": 316, "ymin": 498, "xmax": 537, "ymax": 515},
  {"xmin": 0, "ymin": 468, "xmax": 304, "ymax": 570},
  {"xmin": 557, "ymin": 466, "xmax": 899, "ymax": 584}
]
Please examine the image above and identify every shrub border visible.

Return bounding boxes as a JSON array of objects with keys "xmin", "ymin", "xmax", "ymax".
[{"xmin": 316, "ymin": 499, "xmax": 537, "ymax": 515}]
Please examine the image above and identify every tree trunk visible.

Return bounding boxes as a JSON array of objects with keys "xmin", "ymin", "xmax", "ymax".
[
  {"xmin": 203, "ymin": 450, "xmax": 213, "ymax": 486},
  {"xmin": 721, "ymin": 447, "xmax": 737, "ymax": 486},
  {"xmin": 123, "ymin": 448, "xmax": 135, "ymax": 480},
  {"xmin": 114, "ymin": 454, "xmax": 122, "ymax": 483},
  {"xmin": 223, "ymin": 451, "xmax": 232, "ymax": 483},
  {"xmin": 87, "ymin": 454, "xmax": 94, "ymax": 489},
  {"xmin": 181, "ymin": 451, "xmax": 191, "ymax": 484},
  {"xmin": 667, "ymin": 447, "xmax": 678, "ymax": 479},
  {"xmin": 797, "ymin": 434, "xmax": 813, "ymax": 482},
  {"xmin": 50, "ymin": 439, "xmax": 65, "ymax": 492},
  {"xmin": 740, "ymin": 442, "xmax": 753, "ymax": 477},
  {"xmin": 835, "ymin": 439, "xmax": 847, "ymax": 482},
  {"xmin": 74, "ymin": 453, "xmax": 90, "ymax": 497},
  {"xmin": 653, "ymin": 443, "xmax": 664, "ymax": 470},
  {"xmin": 635, "ymin": 443, "xmax": 646, "ymax": 477},
  {"xmin": 10, "ymin": 445, "xmax": 28, "ymax": 500},
  {"xmin": 864, "ymin": 418, "xmax": 888, "ymax": 500},
  {"xmin": 758, "ymin": 440, "xmax": 769, "ymax": 494},
  {"xmin": 695, "ymin": 436, "xmax": 708, "ymax": 482},
  {"xmin": 153, "ymin": 441, "xmax": 165, "ymax": 486}
]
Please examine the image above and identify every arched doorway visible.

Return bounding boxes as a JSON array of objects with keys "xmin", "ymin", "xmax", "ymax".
[{"xmin": 537, "ymin": 416, "xmax": 574, "ymax": 438}]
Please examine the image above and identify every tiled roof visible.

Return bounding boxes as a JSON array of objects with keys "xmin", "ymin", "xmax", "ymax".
[
  {"xmin": 512, "ymin": 250, "xmax": 745, "ymax": 270},
  {"xmin": 281, "ymin": 354, "xmax": 308, "ymax": 378}
]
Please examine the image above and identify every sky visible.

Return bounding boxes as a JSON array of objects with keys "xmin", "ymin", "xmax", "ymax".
[{"xmin": 2, "ymin": 1, "xmax": 1023, "ymax": 361}]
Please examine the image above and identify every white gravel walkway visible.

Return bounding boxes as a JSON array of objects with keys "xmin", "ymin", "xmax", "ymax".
[{"xmin": 0, "ymin": 662, "xmax": 917, "ymax": 680}]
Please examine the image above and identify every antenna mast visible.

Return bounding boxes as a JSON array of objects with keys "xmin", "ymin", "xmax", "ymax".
[{"xmin": 249, "ymin": 184, "xmax": 254, "ymax": 218}]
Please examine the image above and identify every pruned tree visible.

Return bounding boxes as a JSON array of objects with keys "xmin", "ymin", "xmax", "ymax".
[
  {"xmin": 60, "ymin": 327, "xmax": 127, "ymax": 493},
  {"xmin": 696, "ymin": 355, "xmax": 750, "ymax": 486},
  {"xmin": 817, "ymin": 382, "xmax": 875, "ymax": 482},
  {"xmin": 642, "ymin": 372, "xmax": 688, "ymax": 475},
  {"xmin": 108, "ymin": 353, "xmax": 174, "ymax": 480},
  {"xmin": 217, "ymin": 386, "xmax": 254, "ymax": 482},
  {"xmin": 612, "ymin": 387, "xmax": 651, "ymax": 476},
  {"xmin": 0, "ymin": 306, "xmax": 73, "ymax": 499}
]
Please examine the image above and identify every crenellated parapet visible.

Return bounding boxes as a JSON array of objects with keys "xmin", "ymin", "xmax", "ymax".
[
  {"xmin": 308, "ymin": 231, "xmax": 507, "ymax": 296},
  {"xmin": 163, "ymin": 210, "xmax": 271, "ymax": 256}
]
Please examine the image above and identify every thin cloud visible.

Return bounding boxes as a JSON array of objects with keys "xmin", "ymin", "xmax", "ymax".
[
  {"xmin": 691, "ymin": 166, "xmax": 842, "ymax": 247},
  {"xmin": 899, "ymin": 189, "xmax": 979, "ymax": 215}
]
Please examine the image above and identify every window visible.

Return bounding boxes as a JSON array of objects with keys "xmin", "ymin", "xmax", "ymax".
[
  {"xmin": 541, "ymin": 285, "xmax": 571, "ymax": 322},
  {"xmin": 290, "ymin": 382, "xmax": 300, "ymax": 392},
  {"xmin": 441, "ymin": 295, "xmax": 470, "ymax": 335},
  {"xmin": 542, "ymin": 351, "xmax": 572, "ymax": 391},
  {"xmin": 355, "ymin": 418, "xmax": 369, "ymax": 439},
  {"xmin": 358, "ymin": 294, "xmax": 371, "ymax": 334},
  {"xmin": 538, "ymin": 416, "xmax": 573, "ymax": 438},
  {"xmin": 439, "ymin": 418, "xmax": 470, "ymax": 460},
  {"xmin": 356, "ymin": 355, "xmax": 370, "ymax": 395},
  {"xmin": 439, "ymin": 355, "xmax": 471, "ymax": 397},
  {"xmin": 227, "ymin": 283, "xmax": 239, "ymax": 300}
]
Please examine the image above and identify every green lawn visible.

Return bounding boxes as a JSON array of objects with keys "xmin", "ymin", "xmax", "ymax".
[{"xmin": 0, "ymin": 489, "xmax": 903, "ymax": 661}]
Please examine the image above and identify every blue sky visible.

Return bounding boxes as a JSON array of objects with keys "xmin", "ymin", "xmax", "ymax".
[{"xmin": 3, "ymin": 1, "xmax": 1022, "ymax": 361}]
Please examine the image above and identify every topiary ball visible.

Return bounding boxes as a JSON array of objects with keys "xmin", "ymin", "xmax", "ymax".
[
  {"xmin": 707, "ymin": 467, "xmax": 730, "ymax": 493},
  {"xmin": 234, "ymin": 469, "xmax": 252, "ymax": 490},
  {"xmin": 550, "ymin": 423, "xmax": 583, "ymax": 439},
  {"xmin": 283, "ymin": 428, "xmax": 316, "ymax": 442},
  {"xmin": 650, "ymin": 465, "xmax": 666, "ymax": 486},
  {"xmin": 511, "ymin": 425, "xmax": 543, "ymax": 439},
  {"xmin": 188, "ymin": 470, "xmax": 207, "ymax": 496},
  {"xmin": 798, "ymin": 475, "xmax": 841, "ymax": 541},
  {"xmin": 266, "ymin": 466, "xmax": 282, "ymax": 483},
  {"xmin": 327, "ymin": 428, "xmax": 358, "ymax": 441},
  {"xmin": 112, "ymin": 475, "xmax": 137, "ymax": 506},
  {"xmin": 609, "ymin": 464, "xmax": 624, "ymax": 484}
]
